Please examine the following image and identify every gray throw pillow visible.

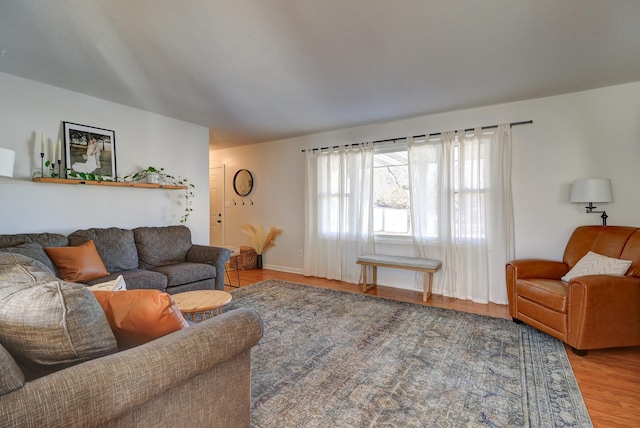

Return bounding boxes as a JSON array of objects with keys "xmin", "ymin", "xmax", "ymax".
[{"xmin": 0, "ymin": 253, "xmax": 118, "ymax": 379}]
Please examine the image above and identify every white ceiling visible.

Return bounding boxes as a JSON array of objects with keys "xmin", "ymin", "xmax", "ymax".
[{"xmin": 1, "ymin": 1, "xmax": 639, "ymax": 149}]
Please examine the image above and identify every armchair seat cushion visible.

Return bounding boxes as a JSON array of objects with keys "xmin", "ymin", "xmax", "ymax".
[
  {"xmin": 516, "ymin": 278, "xmax": 568, "ymax": 313},
  {"xmin": 150, "ymin": 262, "xmax": 216, "ymax": 287}
]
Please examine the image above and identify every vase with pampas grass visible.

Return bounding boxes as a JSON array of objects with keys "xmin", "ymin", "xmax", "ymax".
[{"xmin": 241, "ymin": 224, "xmax": 284, "ymax": 269}]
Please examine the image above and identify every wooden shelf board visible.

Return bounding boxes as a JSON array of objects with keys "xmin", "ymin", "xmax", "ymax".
[{"xmin": 32, "ymin": 177, "xmax": 186, "ymax": 190}]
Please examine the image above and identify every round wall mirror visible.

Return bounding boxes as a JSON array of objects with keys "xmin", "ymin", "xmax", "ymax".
[{"xmin": 233, "ymin": 169, "xmax": 253, "ymax": 196}]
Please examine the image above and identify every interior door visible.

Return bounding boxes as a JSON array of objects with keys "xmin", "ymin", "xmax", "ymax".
[{"xmin": 209, "ymin": 166, "xmax": 224, "ymax": 245}]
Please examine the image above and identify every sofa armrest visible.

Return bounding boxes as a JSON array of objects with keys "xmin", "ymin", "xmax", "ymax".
[
  {"xmin": 567, "ymin": 275, "xmax": 640, "ymax": 350},
  {"xmin": 1, "ymin": 308, "xmax": 263, "ymax": 428},
  {"xmin": 187, "ymin": 245, "xmax": 231, "ymax": 290}
]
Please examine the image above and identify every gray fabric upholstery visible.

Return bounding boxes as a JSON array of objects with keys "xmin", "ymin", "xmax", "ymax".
[
  {"xmin": 0, "ymin": 242, "xmax": 56, "ymax": 273},
  {"xmin": 69, "ymin": 228, "xmax": 139, "ymax": 272},
  {"xmin": 187, "ymin": 244, "xmax": 231, "ymax": 290},
  {"xmin": 0, "ymin": 342, "xmax": 24, "ymax": 396},
  {"xmin": 358, "ymin": 254, "xmax": 443, "ymax": 270},
  {"xmin": 84, "ymin": 269, "xmax": 168, "ymax": 292},
  {"xmin": 0, "ymin": 233, "xmax": 68, "ymax": 249},
  {"xmin": 0, "ymin": 253, "xmax": 117, "ymax": 379},
  {"xmin": 0, "ymin": 308, "xmax": 263, "ymax": 427},
  {"xmin": 1, "ymin": 226, "xmax": 228, "ymax": 292},
  {"xmin": 133, "ymin": 226, "xmax": 192, "ymax": 269},
  {"xmin": 150, "ymin": 262, "xmax": 216, "ymax": 287}
]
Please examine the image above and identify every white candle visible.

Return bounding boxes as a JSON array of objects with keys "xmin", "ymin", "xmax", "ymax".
[
  {"xmin": 57, "ymin": 138, "xmax": 62, "ymax": 160},
  {"xmin": 41, "ymin": 133, "xmax": 44, "ymax": 154}
]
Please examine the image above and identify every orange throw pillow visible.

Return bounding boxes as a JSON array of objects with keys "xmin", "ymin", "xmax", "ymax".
[
  {"xmin": 92, "ymin": 289, "xmax": 189, "ymax": 349},
  {"xmin": 45, "ymin": 240, "xmax": 109, "ymax": 282}
]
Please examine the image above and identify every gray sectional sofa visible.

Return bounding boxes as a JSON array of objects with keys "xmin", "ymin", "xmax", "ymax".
[
  {"xmin": 0, "ymin": 228, "xmax": 261, "ymax": 427},
  {"xmin": 0, "ymin": 225, "xmax": 231, "ymax": 293}
]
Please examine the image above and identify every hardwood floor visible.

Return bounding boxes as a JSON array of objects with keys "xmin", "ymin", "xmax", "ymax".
[{"xmin": 225, "ymin": 269, "xmax": 640, "ymax": 427}]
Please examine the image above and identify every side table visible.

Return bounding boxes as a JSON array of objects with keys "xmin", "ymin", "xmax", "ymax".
[{"xmin": 172, "ymin": 290, "xmax": 232, "ymax": 322}]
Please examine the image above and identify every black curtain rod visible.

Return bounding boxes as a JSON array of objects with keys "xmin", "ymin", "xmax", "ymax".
[{"xmin": 301, "ymin": 120, "xmax": 533, "ymax": 153}]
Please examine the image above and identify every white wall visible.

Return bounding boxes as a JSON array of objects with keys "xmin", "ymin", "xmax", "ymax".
[
  {"xmin": 0, "ymin": 72, "xmax": 211, "ymax": 244},
  {"xmin": 211, "ymin": 81, "xmax": 640, "ymax": 289}
]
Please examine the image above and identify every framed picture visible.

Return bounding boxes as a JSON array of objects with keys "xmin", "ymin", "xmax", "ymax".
[{"xmin": 63, "ymin": 122, "xmax": 116, "ymax": 180}]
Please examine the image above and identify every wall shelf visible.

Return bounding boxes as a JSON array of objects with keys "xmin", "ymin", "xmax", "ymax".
[{"xmin": 32, "ymin": 177, "xmax": 187, "ymax": 190}]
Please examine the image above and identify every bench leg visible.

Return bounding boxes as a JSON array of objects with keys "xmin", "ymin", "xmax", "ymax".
[
  {"xmin": 423, "ymin": 271, "xmax": 433, "ymax": 302},
  {"xmin": 361, "ymin": 264, "xmax": 376, "ymax": 292}
]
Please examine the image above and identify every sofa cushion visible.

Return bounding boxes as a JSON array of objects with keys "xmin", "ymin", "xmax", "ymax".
[
  {"xmin": 0, "ymin": 232, "xmax": 68, "ymax": 249},
  {"xmin": 45, "ymin": 240, "xmax": 110, "ymax": 282},
  {"xmin": 0, "ymin": 242, "xmax": 56, "ymax": 273},
  {"xmin": 84, "ymin": 269, "xmax": 168, "ymax": 292},
  {"xmin": 0, "ymin": 253, "xmax": 118, "ymax": 379},
  {"xmin": 151, "ymin": 262, "xmax": 216, "ymax": 287},
  {"xmin": 0, "ymin": 342, "xmax": 24, "ymax": 396},
  {"xmin": 69, "ymin": 228, "xmax": 139, "ymax": 273},
  {"xmin": 134, "ymin": 226, "xmax": 192, "ymax": 269},
  {"xmin": 92, "ymin": 289, "xmax": 189, "ymax": 349},
  {"xmin": 561, "ymin": 251, "xmax": 632, "ymax": 282}
]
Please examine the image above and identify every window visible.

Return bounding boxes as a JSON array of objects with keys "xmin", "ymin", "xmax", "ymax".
[
  {"xmin": 373, "ymin": 137, "xmax": 488, "ymax": 240},
  {"xmin": 373, "ymin": 146, "xmax": 411, "ymax": 236}
]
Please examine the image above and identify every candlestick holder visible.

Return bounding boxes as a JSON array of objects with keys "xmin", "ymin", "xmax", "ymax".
[
  {"xmin": 58, "ymin": 160, "xmax": 62, "ymax": 178},
  {"xmin": 40, "ymin": 152, "xmax": 44, "ymax": 177}
]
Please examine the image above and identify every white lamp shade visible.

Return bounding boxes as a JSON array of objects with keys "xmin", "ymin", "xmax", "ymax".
[
  {"xmin": 0, "ymin": 148, "xmax": 15, "ymax": 178},
  {"xmin": 570, "ymin": 179, "xmax": 613, "ymax": 203}
]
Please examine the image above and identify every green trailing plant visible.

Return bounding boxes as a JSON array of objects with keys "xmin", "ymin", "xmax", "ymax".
[
  {"xmin": 123, "ymin": 166, "xmax": 195, "ymax": 224},
  {"xmin": 64, "ymin": 169, "xmax": 112, "ymax": 182}
]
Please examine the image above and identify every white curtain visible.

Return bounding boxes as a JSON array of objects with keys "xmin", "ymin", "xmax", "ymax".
[
  {"xmin": 303, "ymin": 144, "xmax": 375, "ymax": 283},
  {"xmin": 408, "ymin": 125, "xmax": 514, "ymax": 304}
]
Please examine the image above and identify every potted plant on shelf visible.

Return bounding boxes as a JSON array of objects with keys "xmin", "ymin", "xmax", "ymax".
[{"xmin": 241, "ymin": 224, "xmax": 284, "ymax": 268}]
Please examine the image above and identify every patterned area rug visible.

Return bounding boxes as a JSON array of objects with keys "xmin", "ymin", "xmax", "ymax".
[{"xmin": 226, "ymin": 280, "xmax": 592, "ymax": 427}]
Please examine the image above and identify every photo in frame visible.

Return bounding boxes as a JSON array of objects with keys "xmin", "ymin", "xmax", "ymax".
[{"xmin": 63, "ymin": 122, "xmax": 116, "ymax": 180}]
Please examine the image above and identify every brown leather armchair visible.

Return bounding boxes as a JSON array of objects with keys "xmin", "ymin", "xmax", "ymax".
[{"xmin": 506, "ymin": 226, "xmax": 640, "ymax": 355}]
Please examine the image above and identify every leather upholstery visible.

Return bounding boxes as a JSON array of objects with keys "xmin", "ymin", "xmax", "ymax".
[{"xmin": 506, "ymin": 226, "xmax": 640, "ymax": 353}]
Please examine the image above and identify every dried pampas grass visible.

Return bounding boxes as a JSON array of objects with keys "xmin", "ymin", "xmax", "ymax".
[{"xmin": 241, "ymin": 224, "xmax": 283, "ymax": 255}]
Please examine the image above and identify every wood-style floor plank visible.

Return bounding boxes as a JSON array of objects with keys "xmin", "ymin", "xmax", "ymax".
[{"xmin": 225, "ymin": 268, "xmax": 640, "ymax": 427}]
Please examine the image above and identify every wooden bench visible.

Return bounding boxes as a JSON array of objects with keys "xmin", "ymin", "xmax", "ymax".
[{"xmin": 357, "ymin": 254, "xmax": 442, "ymax": 301}]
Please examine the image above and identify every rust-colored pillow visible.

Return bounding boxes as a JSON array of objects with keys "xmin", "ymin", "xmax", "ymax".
[
  {"xmin": 92, "ymin": 289, "xmax": 189, "ymax": 349},
  {"xmin": 45, "ymin": 240, "xmax": 109, "ymax": 282}
]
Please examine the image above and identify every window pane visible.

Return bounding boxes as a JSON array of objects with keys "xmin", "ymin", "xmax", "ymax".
[{"xmin": 373, "ymin": 149, "xmax": 410, "ymax": 235}]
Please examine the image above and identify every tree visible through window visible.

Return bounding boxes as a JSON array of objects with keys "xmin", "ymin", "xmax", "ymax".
[{"xmin": 373, "ymin": 149, "xmax": 410, "ymax": 235}]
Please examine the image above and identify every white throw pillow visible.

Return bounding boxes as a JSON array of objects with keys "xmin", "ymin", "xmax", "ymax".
[
  {"xmin": 561, "ymin": 251, "xmax": 632, "ymax": 282},
  {"xmin": 87, "ymin": 275, "xmax": 127, "ymax": 292}
]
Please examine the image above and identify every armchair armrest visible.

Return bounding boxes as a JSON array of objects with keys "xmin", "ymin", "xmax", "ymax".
[
  {"xmin": 187, "ymin": 245, "xmax": 231, "ymax": 290},
  {"xmin": 567, "ymin": 275, "xmax": 640, "ymax": 350},
  {"xmin": 506, "ymin": 259, "xmax": 569, "ymax": 280},
  {"xmin": 1, "ymin": 308, "xmax": 263, "ymax": 428}
]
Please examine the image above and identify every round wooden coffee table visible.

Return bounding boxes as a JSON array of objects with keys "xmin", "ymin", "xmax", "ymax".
[{"xmin": 172, "ymin": 290, "xmax": 232, "ymax": 322}]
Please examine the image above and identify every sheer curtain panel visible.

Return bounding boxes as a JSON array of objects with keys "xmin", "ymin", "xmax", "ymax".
[
  {"xmin": 303, "ymin": 144, "xmax": 375, "ymax": 283},
  {"xmin": 408, "ymin": 124, "xmax": 514, "ymax": 304}
]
